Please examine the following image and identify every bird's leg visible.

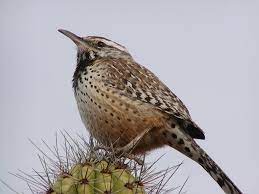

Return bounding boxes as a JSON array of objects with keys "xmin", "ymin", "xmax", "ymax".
[
  {"xmin": 92, "ymin": 128, "xmax": 150, "ymax": 165},
  {"xmin": 117, "ymin": 127, "xmax": 150, "ymax": 153},
  {"xmin": 114, "ymin": 127, "xmax": 151, "ymax": 165}
]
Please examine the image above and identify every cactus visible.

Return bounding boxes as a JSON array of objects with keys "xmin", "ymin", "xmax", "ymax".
[
  {"xmin": 49, "ymin": 160, "xmax": 145, "ymax": 194},
  {"xmin": 12, "ymin": 132, "xmax": 183, "ymax": 194}
]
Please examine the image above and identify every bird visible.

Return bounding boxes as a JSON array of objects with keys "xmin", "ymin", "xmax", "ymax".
[{"xmin": 58, "ymin": 29, "xmax": 242, "ymax": 194}]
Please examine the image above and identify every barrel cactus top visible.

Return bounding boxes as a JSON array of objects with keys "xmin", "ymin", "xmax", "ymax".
[
  {"xmin": 49, "ymin": 160, "xmax": 145, "ymax": 194},
  {"xmin": 13, "ymin": 133, "xmax": 182, "ymax": 194}
]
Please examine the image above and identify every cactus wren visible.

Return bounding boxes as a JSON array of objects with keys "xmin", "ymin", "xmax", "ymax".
[{"xmin": 58, "ymin": 29, "xmax": 242, "ymax": 194}]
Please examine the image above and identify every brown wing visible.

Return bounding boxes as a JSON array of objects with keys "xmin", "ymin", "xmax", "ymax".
[{"xmin": 99, "ymin": 58, "xmax": 205, "ymax": 139}]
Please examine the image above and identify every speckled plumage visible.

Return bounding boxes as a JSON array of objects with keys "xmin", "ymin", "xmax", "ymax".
[{"xmin": 59, "ymin": 29, "xmax": 242, "ymax": 194}]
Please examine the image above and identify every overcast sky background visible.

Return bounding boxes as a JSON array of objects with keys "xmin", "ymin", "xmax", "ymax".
[{"xmin": 1, "ymin": 1, "xmax": 258, "ymax": 194}]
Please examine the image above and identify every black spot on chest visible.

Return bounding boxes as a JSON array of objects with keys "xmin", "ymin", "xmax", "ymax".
[{"xmin": 73, "ymin": 52, "xmax": 99, "ymax": 90}]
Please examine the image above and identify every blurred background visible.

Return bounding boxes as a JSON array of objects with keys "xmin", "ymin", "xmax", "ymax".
[{"xmin": 1, "ymin": 0, "xmax": 258, "ymax": 193}]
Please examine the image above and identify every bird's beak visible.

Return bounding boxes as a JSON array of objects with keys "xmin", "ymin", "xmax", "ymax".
[{"xmin": 58, "ymin": 29, "xmax": 94, "ymax": 51}]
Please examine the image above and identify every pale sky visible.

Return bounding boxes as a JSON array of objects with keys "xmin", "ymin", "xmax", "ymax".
[{"xmin": 1, "ymin": 1, "xmax": 258, "ymax": 193}]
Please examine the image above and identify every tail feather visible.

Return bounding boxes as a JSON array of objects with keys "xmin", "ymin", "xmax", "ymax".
[
  {"xmin": 163, "ymin": 126, "xmax": 242, "ymax": 194},
  {"xmin": 194, "ymin": 142, "xmax": 242, "ymax": 194}
]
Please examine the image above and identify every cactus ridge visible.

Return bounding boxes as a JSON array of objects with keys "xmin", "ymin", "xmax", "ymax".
[
  {"xmin": 49, "ymin": 160, "xmax": 146, "ymax": 194},
  {"xmin": 13, "ymin": 132, "xmax": 183, "ymax": 194}
]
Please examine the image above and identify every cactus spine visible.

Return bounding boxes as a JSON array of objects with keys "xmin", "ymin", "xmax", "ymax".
[
  {"xmin": 12, "ymin": 133, "xmax": 181, "ymax": 194},
  {"xmin": 50, "ymin": 160, "xmax": 145, "ymax": 194}
]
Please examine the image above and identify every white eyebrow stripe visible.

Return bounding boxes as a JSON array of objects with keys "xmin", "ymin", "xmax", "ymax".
[
  {"xmin": 86, "ymin": 36, "xmax": 129, "ymax": 53},
  {"xmin": 102, "ymin": 39, "xmax": 128, "ymax": 52}
]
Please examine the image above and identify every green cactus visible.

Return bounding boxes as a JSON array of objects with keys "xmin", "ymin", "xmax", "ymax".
[
  {"xmin": 50, "ymin": 160, "xmax": 145, "ymax": 194},
  {"xmin": 11, "ymin": 132, "xmax": 182, "ymax": 194}
]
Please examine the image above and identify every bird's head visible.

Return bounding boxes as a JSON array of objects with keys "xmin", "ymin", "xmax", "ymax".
[{"xmin": 58, "ymin": 29, "xmax": 132, "ymax": 63}]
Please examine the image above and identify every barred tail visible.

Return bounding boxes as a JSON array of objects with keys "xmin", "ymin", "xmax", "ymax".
[
  {"xmin": 163, "ymin": 127, "xmax": 242, "ymax": 194},
  {"xmin": 194, "ymin": 142, "xmax": 242, "ymax": 194}
]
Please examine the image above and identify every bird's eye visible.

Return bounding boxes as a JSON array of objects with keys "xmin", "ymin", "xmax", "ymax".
[{"xmin": 97, "ymin": 41, "xmax": 105, "ymax": 47}]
